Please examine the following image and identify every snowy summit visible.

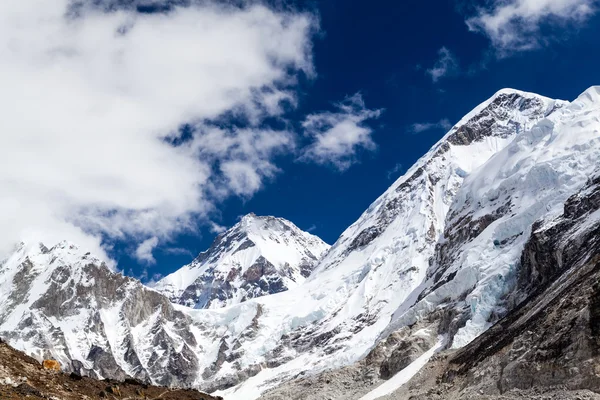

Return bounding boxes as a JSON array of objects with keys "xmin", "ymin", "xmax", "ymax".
[{"xmin": 154, "ymin": 214, "xmax": 330, "ymax": 309}]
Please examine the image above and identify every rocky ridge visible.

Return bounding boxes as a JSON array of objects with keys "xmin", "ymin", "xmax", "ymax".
[
  {"xmin": 0, "ymin": 241, "xmax": 205, "ymax": 387},
  {"xmin": 154, "ymin": 213, "xmax": 329, "ymax": 309}
]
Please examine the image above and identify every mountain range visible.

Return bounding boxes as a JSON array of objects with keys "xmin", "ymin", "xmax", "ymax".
[{"xmin": 1, "ymin": 86, "xmax": 599, "ymax": 399}]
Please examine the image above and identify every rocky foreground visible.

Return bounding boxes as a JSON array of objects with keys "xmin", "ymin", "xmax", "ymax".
[{"xmin": 0, "ymin": 338, "xmax": 219, "ymax": 400}]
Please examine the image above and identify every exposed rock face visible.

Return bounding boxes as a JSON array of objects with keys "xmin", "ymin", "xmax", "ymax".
[
  {"xmin": 516, "ymin": 173, "xmax": 600, "ymax": 299},
  {"xmin": 444, "ymin": 173, "xmax": 600, "ymax": 395},
  {"xmin": 154, "ymin": 214, "xmax": 329, "ymax": 309},
  {"xmin": 258, "ymin": 88, "xmax": 600, "ymax": 399},
  {"xmin": 445, "ymin": 92, "xmax": 557, "ymax": 146},
  {"xmin": 0, "ymin": 242, "xmax": 203, "ymax": 387}
]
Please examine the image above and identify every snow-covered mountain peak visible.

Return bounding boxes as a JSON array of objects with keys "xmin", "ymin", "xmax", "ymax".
[
  {"xmin": 447, "ymin": 89, "xmax": 557, "ymax": 132},
  {"xmin": 236, "ymin": 213, "xmax": 303, "ymax": 237},
  {"xmin": 154, "ymin": 215, "xmax": 329, "ymax": 309},
  {"xmin": 1, "ymin": 240, "xmax": 103, "ymax": 272},
  {"xmin": 0, "ymin": 239, "xmax": 204, "ymax": 386},
  {"xmin": 239, "ymin": 212, "xmax": 260, "ymax": 224},
  {"xmin": 491, "ymin": 87, "xmax": 553, "ymax": 99},
  {"xmin": 570, "ymin": 85, "xmax": 600, "ymax": 109}
]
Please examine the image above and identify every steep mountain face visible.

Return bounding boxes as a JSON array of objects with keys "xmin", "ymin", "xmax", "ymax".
[
  {"xmin": 0, "ymin": 241, "xmax": 206, "ymax": 387},
  {"xmin": 258, "ymin": 86, "xmax": 600, "ymax": 400},
  {"xmin": 154, "ymin": 214, "xmax": 329, "ymax": 309},
  {"xmin": 201, "ymin": 88, "xmax": 573, "ymax": 398},
  {"xmin": 0, "ymin": 86, "xmax": 599, "ymax": 400},
  {"xmin": 384, "ymin": 170, "xmax": 600, "ymax": 400},
  {"xmin": 385, "ymin": 86, "xmax": 600, "ymax": 347},
  {"xmin": 445, "ymin": 172, "xmax": 600, "ymax": 396}
]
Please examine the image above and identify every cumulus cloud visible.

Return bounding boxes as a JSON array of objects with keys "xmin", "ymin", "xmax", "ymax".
[
  {"xmin": 426, "ymin": 47, "xmax": 459, "ymax": 82},
  {"xmin": 467, "ymin": 0, "xmax": 598, "ymax": 54},
  {"xmin": 300, "ymin": 94, "xmax": 382, "ymax": 171},
  {"xmin": 408, "ymin": 119, "xmax": 453, "ymax": 134},
  {"xmin": 208, "ymin": 222, "xmax": 227, "ymax": 234},
  {"xmin": 135, "ymin": 237, "xmax": 160, "ymax": 265},
  {"xmin": 0, "ymin": 0, "xmax": 315, "ymax": 261}
]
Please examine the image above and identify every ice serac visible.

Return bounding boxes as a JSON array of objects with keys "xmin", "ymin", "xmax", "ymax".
[
  {"xmin": 399, "ymin": 169, "xmax": 600, "ymax": 399},
  {"xmin": 154, "ymin": 214, "xmax": 329, "ymax": 309},
  {"xmin": 386, "ymin": 85, "xmax": 600, "ymax": 349}
]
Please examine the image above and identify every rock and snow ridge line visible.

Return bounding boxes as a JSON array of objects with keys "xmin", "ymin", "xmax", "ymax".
[
  {"xmin": 153, "ymin": 213, "xmax": 330, "ymax": 309},
  {"xmin": 257, "ymin": 85, "xmax": 600, "ymax": 399},
  {"xmin": 1, "ymin": 86, "xmax": 599, "ymax": 400}
]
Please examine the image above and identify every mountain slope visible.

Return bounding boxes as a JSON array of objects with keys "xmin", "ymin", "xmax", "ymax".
[
  {"xmin": 154, "ymin": 214, "xmax": 329, "ymax": 309},
  {"xmin": 200, "ymin": 88, "xmax": 571, "ymax": 398},
  {"xmin": 386, "ymin": 86, "xmax": 600, "ymax": 347},
  {"xmin": 258, "ymin": 86, "xmax": 600, "ymax": 399},
  {"xmin": 385, "ymin": 169, "xmax": 600, "ymax": 400},
  {"xmin": 1, "ymin": 87, "xmax": 599, "ymax": 400},
  {"xmin": 447, "ymin": 172, "xmax": 600, "ymax": 395},
  {"xmin": 0, "ymin": 241, "xmax": 206, "ymax": 387}
]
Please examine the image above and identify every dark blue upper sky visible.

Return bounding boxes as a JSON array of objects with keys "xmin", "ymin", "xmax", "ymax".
[{"xmin": 115, "ymin": 0, "xmax": 600, "ymax": 281}]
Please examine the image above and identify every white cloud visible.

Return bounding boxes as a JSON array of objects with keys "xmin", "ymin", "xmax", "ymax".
[
  {"xmin": 408, "ymin": 119, "xmax": 453, "ymax": 134},
  {"xmin": 0, "ymin": 0, "xmax": 315, "ymax": 261},
  {"xmin": 467, "ymin": 0, "xmax": 598, "ymax": 53},
  {"xmin": 426, "ymin": 47, "xmax": 459, "ymax": 82},
  {"xmin": 135, "ymin": 237, "xmax": 159, "ymax": 265},
  {"xmin": 209, "ymin": 222, "xmax": 228, "ymax": 234},
  {"xmin": 386, "ymin": 163, "xmax": 403, "ymax": 180},
  {"xmin": 163, "ymin": 247, "xmax": 194, "ymax": 257},
  {"xmin": 301, "ymin": 93, "xmax": 382, "ymax": 171}
]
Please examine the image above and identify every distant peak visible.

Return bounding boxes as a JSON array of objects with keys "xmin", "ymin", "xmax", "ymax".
[
  {"xmin": 238, "ymin": 213, "xmax": 263, "ymax": 227},
  {"xmin": 241, "ymin": 212, "xmax": 258, "ymax": 221},
  {"xmin": 232, "ymin": 214, "xmax": 311, "ymax": 239},
  {"xmin": 51, "ymin": 240, "xmax": 79, "ymax": 251},
  {"xmin": 493, "ymin": 88, "xmax": 525, "ymax": 96},
  {"xmin": 490, "ymin": 88, "xmax": 557, "ymax": 103},
  {"xmin": 239, "ymin": 213, "xmax": 284, "ymax": 225}
]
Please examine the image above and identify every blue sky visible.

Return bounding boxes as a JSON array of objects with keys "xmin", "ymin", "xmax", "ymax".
[
  {"xmin": 126, "ymin": 0, "xmax": 600, "ymax": 280},
  {"xmin": 1, "ymin": 0, "xmax": 599, "ymax": 282}
]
